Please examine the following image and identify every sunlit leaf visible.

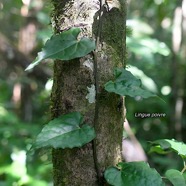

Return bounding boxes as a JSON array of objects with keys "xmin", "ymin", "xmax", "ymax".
[
  {"xmin": 165, "ymin": 169, "xmax": 186, "ymax": 186},
  {"xmin": 140, "ymin": 38, "xmax": 170, "ymax": 56},
  {"xmin": 104, "ymin": 68, "xmax": 156, "ymax": 98},
  {"xmin": 128, "ymin": 65, "xmax": 157, "ymax": 93},
  {"xmin": 25, "ymin": 27, "xmax": 95, "ymax": 71},
  {"xmin": 34, "ymin": 112, "xmax": 96, "ymax": 149},
  {"xmin": 127, "ymin": 19, "xmax": 154, "ymax": 36},
  {"xmin": 104, "ymin": 162, "xmax": 164, "ymax": 186},
  {"xmin": 127, "ymin": 37, "xmax": 170, "ymax": 57},
  {"xmin": 126, "ymin": 19, "xmax": 170, "ymax": 57}
]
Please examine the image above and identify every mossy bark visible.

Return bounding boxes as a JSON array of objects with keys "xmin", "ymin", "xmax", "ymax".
[{"xmin": 50, "ymin": 0, "xmax": 126, "ymax": 185}]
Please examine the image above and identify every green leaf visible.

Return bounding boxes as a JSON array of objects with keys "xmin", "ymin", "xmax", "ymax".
[
  {"xmin": 183, "ymin": 173, "xmax": 186, "ymax": 182},
  {"xmin": 127, "ymin": 37, "xmax": 170, "ymax": 57},
  {"xmin": 128, "ymin": 65, "xmax": 157, "ymax": 93},
  {"xmin": 25, "ymin": 27, "xmax": 95, "ymax": 71},
  {"xmin": 104, "ymin": 162, "xmax": 164, "ymax": 186},
  {"xmin": 104, "ymin": 68, "xmax": 156, "ymax": 98},
  {"xmin": 104, "ymin": 167, "xmax": 123, "ymax": 186},
  {"xmin": 149, "ymin": 146, "xmax": 171, "ymax": 155},
  {"xmin": 34, "ymin": 112, "xmax": 96, "ymax": 149},
  {"xmin": 127, "ymin": 19, "xmax": 154, "ymax": 36},
  {"xmin": 150, "ymin": 139, "xmax": 186, "ymax": 158},
  {"xmin": 165, "ymin": 169, "xmax": 186, "ymax": 186}
]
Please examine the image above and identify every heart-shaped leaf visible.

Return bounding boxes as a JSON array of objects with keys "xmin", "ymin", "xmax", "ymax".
[
  {"xmin": 104, "ymin": 167, "xmax": 123, "ymax": 186},
  {"xmin": 165, "ymin": 169, "xmax": 186, "ymax": 186},
  {"xmin": 150, "ymin": 139, "xmax": 186, "ymax": 158},
  {"xmin": 104, "ymin": 68, "xmax": 156, "ymax": 98},
  {"xmin": 25, "ymin": 27, "xmax": 95, "ymax": 71},
  {"xmin": 34, "ymin": 112, "xmax": 96, "ymax": 149},
  {"xmin": 104, "ymin": 162, "xmax": 164, "ymax": 186}
]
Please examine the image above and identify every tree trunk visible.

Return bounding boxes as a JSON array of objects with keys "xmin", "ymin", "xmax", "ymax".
[
  {"xmin": 171, "ymin": 2, "xmax": 185, "ymax": 140},
  {"xmin": 50, "ymin": 0, "xmax": 126, "ymax": 185}
]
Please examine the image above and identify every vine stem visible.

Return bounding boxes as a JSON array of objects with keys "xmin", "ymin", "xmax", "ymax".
[
  {"xmin": 92, "ymin": 0, "xmax": 104, "ymax": 185},
  {"xmin": 181, "ymin": 160, "xmax": 186, "ymax": 174}
]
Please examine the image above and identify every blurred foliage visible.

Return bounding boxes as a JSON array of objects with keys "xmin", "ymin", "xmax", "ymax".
[
  {"xmin": 0, "ymin": 105, "xmax": 53, "ymax": 186},
  {"xmin": 126, "ymin": 0, "xmax": 186, "ymax": 177},
  {"xmin": 0, "ymin": 0, "xmax": 186, "ymax": 185},
  {"xmin": 0, "ymin": 0, "xmax": 53, "ymax": 185}
]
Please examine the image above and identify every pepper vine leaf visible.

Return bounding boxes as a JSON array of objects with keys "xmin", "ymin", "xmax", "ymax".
[
  {"xmin": 25, "ymin": 27, "xmax": 95, "ymax": 71},
  {"xmin": 33, "ymin": 112, "xmax": 96, "ymax": 149},
  {"xmin": 150, "ymin": 139, "xmax": 186, "ymax": 158},
  {"xmin": 104, "ymin": 68, "xmax": 156, "ymax": 98},
  {"xmin": 165, "ymin": 169, "xmax": 186, "ymax": 186},
  {"xmin": 104, "ymin": 162, "xmax": 165, "ymax": 186}
]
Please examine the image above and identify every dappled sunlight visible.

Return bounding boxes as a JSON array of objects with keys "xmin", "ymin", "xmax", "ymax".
[
  {"xmin": 45, "ymin": 79, "xmax": 53, "ymax": 91},
  {"xmin": 161, "ymin": 85, "xmax": 171, "ymax": 95},
  {"xmin": 128, "ymin": 66, "xmax": 157, "ymax": 93},
  {"xmin": 1, "ymin": 0, "xmax": 186, "ymax": 185},
  {"xmin": 154, "ymin": 0, "xmax": 164, "ymax": 5},
  {"xmin": 12, "ymin": 83, "xmax": 21, "ymax": 104},
  {"xmin": 113, "ymin": 144, "xmax": 123, "ymax": 165},
  {"xmin": 172, "ymin": 7, "xmax": 182, "ymax": 53}
]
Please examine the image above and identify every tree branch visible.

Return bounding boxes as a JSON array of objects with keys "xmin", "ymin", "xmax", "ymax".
[{"xmin": 0, "ymin": 32, "xmax": 51, "ymax": 83}]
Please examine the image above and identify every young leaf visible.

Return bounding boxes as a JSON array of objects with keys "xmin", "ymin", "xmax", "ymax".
[
  {"xmin": 104, "ymin": 68, "xmax": 156, "ymax": 98},
  {"xmin": 150, "ymin": 139, "xmax": 186, "ymax": 158},
  {"xmin": 104, "ymin": 161, "xmax": 164, "ymax": 186},
  {"xmin": 165, "ymin": 169, "xmax": 186, "ymax": 186},
  {"xmin": 25, "ymin": 27, "xmax": 95, "ymax": 71},
  {"xmin": 34, "ymin": 112, "xmax": 96, "ymax": 149}
]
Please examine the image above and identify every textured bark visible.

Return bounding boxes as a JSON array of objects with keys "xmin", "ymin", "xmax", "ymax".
[{"xmin": 50, "ymin": 0, "xmax": 126, "ymax": 185}]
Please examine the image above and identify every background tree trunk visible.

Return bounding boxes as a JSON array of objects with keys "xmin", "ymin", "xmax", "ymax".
[{"xmin": 51, "ymin": 0, "xmax": 126, "ymax": 185}]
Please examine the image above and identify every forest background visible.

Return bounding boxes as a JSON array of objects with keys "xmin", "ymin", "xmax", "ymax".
[{"xmin": 0, "ymin": 0, "xmax": 186, "ymax": 185}]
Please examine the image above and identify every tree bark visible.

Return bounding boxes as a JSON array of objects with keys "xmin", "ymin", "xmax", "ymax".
[{"xmin": 50, "ymin": 0, "xmax": 126, "ymax": 185}]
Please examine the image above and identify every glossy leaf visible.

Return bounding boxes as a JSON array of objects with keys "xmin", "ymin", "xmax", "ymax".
[
  {"xmin": 104, "ymin": 68, "xmax": 156, "ymax": 98},
  {"xmin": 150, "ymin": 139, "xmax": 186, "ymax": 158},
  {"xmin": 34, "ymin": 112, "xmax": 96, "ymax": 149},
  {"xmin": 25, "ymin": 27, "xmax": 95, "ymax": 70},
  {"xmin": 104, "ymin": 162, "xmax": 164, "ymax": 186},
  {"xmin": 165, "ymin": 169, "xmax": 186, "ymax": 186}
]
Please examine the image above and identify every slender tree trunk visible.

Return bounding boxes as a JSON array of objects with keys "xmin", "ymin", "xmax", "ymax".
[
  {"xmin": 171, "ymin": 2, "xmax": 185, "ymax": 140},
  {"xmin": 19, "ymin": 0, "xmax": 38, "ymax": 122},
  {"xmin": 50, "ymin": 0, "xmax": 126, "ymax": 185},
  {"xmin": 181, "ymin": 0, "xmax": 186, "ymax": 141}
]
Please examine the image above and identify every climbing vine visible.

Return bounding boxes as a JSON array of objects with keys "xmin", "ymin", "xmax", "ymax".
[
  {"xmin": 26, "ymin": 25, "xmax": 186, "ymax": 186},
  {"xmin": 25, "ymin": 27, "xmax": 95, "ymax": 71}
]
